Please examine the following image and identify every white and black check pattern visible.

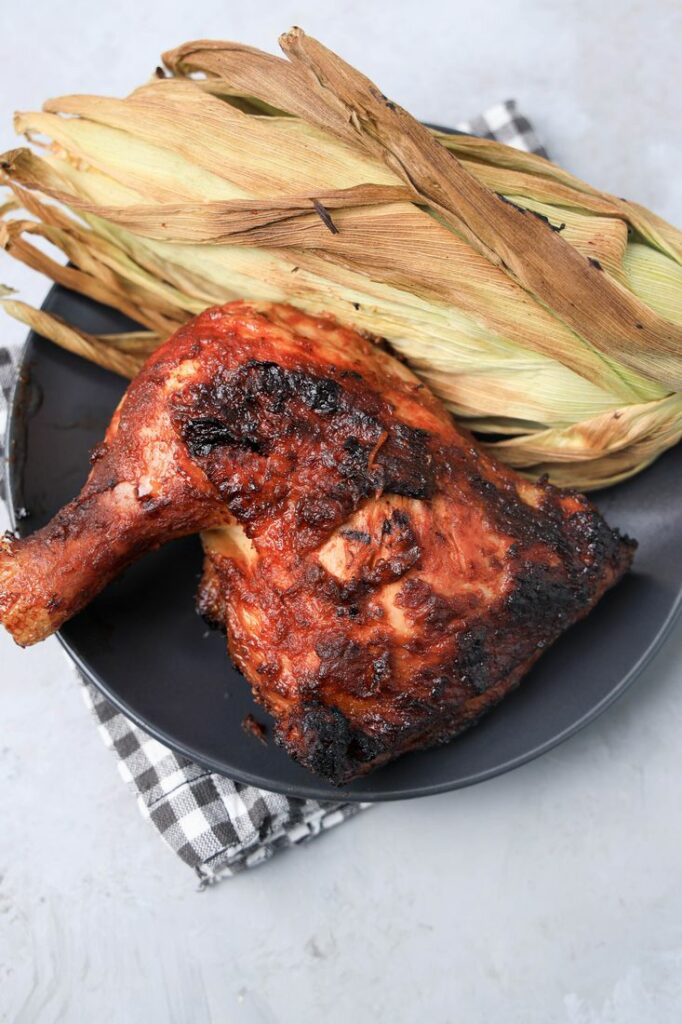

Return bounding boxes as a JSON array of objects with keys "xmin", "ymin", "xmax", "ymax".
[
  {"xmin": 0, "ymin": 102, "xmax": 547, "ymax": 883},
  {"xmin": 456, "ymin": 99, "xmax": 548, "ymax": 158},
  {"xmin": 82, "ymin": 681, "xmax": 368, "ymax": 881}
]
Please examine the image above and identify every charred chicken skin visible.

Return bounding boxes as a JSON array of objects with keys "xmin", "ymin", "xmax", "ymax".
[{"xmin": 0, "ymin": 302, "xmax": 635, "ymax": 783}]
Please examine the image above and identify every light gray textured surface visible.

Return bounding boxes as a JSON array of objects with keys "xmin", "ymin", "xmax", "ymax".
[{"xmin": 1, "ymin": 2, "xmax": 682, "ymax": 1021}]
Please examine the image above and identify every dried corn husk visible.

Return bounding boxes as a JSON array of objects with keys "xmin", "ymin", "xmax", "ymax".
[{"xmin": 1, "ymin": 28, "xmax": 682, "ymax": 489}]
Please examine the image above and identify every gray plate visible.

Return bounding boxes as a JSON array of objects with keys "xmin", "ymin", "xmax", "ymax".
[{"xmin": 6, "ymin": 283, "xmax": 682, "ymax": 801}]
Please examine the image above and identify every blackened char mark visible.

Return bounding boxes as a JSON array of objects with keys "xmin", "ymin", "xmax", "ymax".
[
  {"xmin": 173, "ymin": 358, "xmax": 440, "ymax": 536},
  {"xmin": 376, "ymin": 424, "xmax": 435, "ymax": 499},
  {"xmin": 335, "ymin": 430, "xmax": 383, "ymax": 503},
  {"xmin": 505, "ymin": 560, "xmax": 583, "ymax": 631},
  {"xmin": 468, "ymin": 473, "xmax": 634, "ymax": 578},
  {"xmin": 175, "ymin": 359, "xmax": 437, "ymax": 500},
  {"xmin": 182, "ymin": 416, "xmax": 264, "ymax": 458},
  {"xmin": 290, "ymin": 702, "xmax": 386, "ymax": 784},
  {"xmin": 246, "ymin": 360, "xmax": 341, "ymax": 414},
  {"xmin": 173, "ymin": 360, "xmax": 344, "ymax": 459},
  {"xmin": 340, "ymin": 528, "xmax": 372, "ymax": 544},
  {"xmin": 565, "ymin": 508, "xmax": 637, "ymax": 571},
  {"xmin": 453, "ymin": 626, "xmax": 491, "ymax": 694}
]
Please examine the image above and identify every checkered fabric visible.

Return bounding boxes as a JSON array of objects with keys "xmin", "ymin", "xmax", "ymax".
[
  {"xmin": 0, "ymin": 102, "xmax": 547, "ymax": 883},
  {"xmin": 455, "ymin": 99, "xmax": 548, "ymax": 158},
  {"xmin": 82, "ymin": 682, "xmax": 366, "ymax": 881}
]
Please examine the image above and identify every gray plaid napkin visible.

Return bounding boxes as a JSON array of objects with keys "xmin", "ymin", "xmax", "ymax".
[{"xmin": 0, "ymin": 100, "xmax": 547, "ymax": 884}]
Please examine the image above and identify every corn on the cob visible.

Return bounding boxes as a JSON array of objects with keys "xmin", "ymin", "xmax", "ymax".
[{"xmin": 1, "ymin": 28, "xmax": 681, "ymax": 489}]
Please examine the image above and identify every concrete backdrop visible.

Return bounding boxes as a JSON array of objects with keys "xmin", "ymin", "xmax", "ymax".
[{"xmin": 1, "ymin": 2, "xmax": 681, "ymax": 1021}]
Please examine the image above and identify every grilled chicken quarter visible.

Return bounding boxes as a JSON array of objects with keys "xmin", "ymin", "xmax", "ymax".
[{"xmin": 0, "ymin": 303, "xmax": 635, "ymax": 783}]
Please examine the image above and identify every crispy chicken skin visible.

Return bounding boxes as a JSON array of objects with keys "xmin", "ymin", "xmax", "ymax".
[{"xmin": 0, "ymin": 302, "xmax": 635, "ymax": 783}]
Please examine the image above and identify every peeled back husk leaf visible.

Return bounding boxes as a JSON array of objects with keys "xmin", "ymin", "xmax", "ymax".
[{"xmin": 1, "ymin": 298, "xmax": 157, "ymax": 377}]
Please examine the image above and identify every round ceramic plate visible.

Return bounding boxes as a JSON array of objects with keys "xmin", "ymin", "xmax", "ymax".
[{"xmin": 6, "ymin": 284, "xmax": 682, "ymax": 801}]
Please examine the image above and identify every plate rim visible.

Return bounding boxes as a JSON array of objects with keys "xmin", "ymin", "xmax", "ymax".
[{"xmin": 5, "ymin": 284, "xmax": 682, "ymax": 802}]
